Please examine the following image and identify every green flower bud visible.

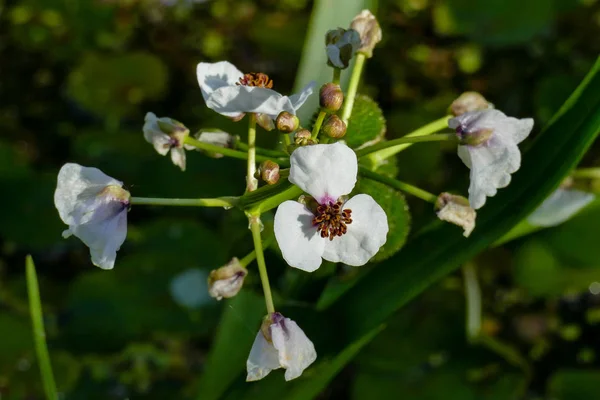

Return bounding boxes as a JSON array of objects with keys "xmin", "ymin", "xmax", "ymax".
[
  {"xmin": 294, "ymin": 129, "xmax": 317, "ymax": 146},
  {"xmin": 276, "ymin": 111, "xmax": 299, "ymax": 133},
  {"xmin": 321, "ymin": 115, "xmax": 347, "ymax": 139},
  {"xmin": 256, "ymin": 113, "xmax": 275, "ymax": 131},
  {"xmin": 259, "ymin": 160, "xmax": 280, "ymax": 185},
  {"xmin": 319, "ymin": 83, "xmax": 344, "ymax": 113}
]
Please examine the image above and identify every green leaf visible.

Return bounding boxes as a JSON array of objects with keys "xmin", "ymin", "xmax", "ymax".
[
  {"xmin": 194, "ymin": 291, "xmax": 265, "ymax": 400},
  {"xmin": 547, "ymin": 370, "xmax": 600, "ymax": 399},
  {"xmin": 344, "ymin": 95, "xmax": 386, "ymax": 148},
  {"xmin": 293, "ymin": 0, "xmax": 377, "ymax": 123}
]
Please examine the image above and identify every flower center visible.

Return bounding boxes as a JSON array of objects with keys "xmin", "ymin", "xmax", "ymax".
[
  {"xmin": 312, "ymin": 200, "xmax": 353, "ymax": 241},
  {"xmin": 237, "ymin": 73, "xmax": 273, "ymax": 88}
]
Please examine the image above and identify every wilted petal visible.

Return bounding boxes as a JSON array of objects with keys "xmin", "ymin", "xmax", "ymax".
[
  {"xmin": 143, "ymin": 112, "xmax": 172, "ymax": 156},
  {"xmin": 436, "ymin": 193, "xmax": 477, "ymax": 237},
  {"xmin": 170, "ymin": 147, "xmax": 186, "ymax": 171},
  {"xmin": 322, "ymin": 194, "xmax": 388, "ymax": 266},
  {"xmin": 197, "ymin": 61, "xmax": 243, "ymax": 100},
  {"xmin": 271, "ymin": 316, "xmax": 317, "ymax": 381},
  {"xmin": 246, "ymin": 331, "xmax": 281, "ymax": 382},
  {"xmin": 274, "ymin": 201, "xmax": 325, "ymax": 272},
  {"xmin": 289, "ymin": 142, "xmax": 357, "ymax": 203},
  {"xmin": 208, "ymin": 258, "xmax": 247, "ymax": 300},
  {"xmin": 527, "ymin": 188, "xmax": 595, "ymax": 227}
]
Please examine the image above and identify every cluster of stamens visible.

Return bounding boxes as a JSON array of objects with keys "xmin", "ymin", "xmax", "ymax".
[
  {"xmin": 237, "ymin": 72, "xmax": 273, "ymax": 88},
  {"xmin": 312, "ymin": 200, "xmax": 353, "ymax": 241}
]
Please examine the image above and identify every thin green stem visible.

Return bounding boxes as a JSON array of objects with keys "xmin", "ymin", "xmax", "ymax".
[
  {"xmin": 358, "ymin": 166, "xmax": 438, "ymax": 203},
  {"xmin": 249, "ymin": 216, "xmax": 275, "ymax": 314},
  {"xmin": 462, "ymin": 262, "xmax": 481, "ymax": 342},
  {"xmin": 130, "ymin": 196, "xmax": 238, "ymax": 208},
  {"xmin": 283, "ymin": 133, "xmax": 291, "ymax": 147},
  {"xmin": 332, "ymin": 68, "xmax": 341, "ymax": 85},
  {"xmin": 26, "ymin": 256, "xmax": 58, "ymax": 400},
  {"xmin": 572, "ymin": 167, "xmax": 600, "ymax": 179},
  {"xmin": 247, "ymin": 114, "xmax": 258, "ymax": 192},
  {"xmin": 356, "ymin": 133, "xmax": 456, "ymax": 158},
  {"xmin": 366, "ymin": 116, "xmax": 452, "ymax": 162},
  {"xmin": 341, "ymin": 53, "xmax": 366, "ymax": 124},
  {"xmin": 311, "ymin": 111, "xmax": 327, "ymax": 140},
  {"xmin": 238, "ymin": 235, "xmax": 275, "ymax": 268}
]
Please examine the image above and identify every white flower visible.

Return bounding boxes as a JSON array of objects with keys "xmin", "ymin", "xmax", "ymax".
[
  {"xmin": 207, "ymin": 257, "xmax": 248, "ymax": 300},
  {"xmin": 274, "ymin": 142, "xmax": 388, "ymax": 272},
  {"xmin": 143, "ymin": 112, "xmax": 190, "ymax": 171},
  {"xmin": 196, "ymin": 61, "xmax": 315, "ymax": 120},
  {"xmin": 527, "ymin": 188, "xmax": 595, "ymax": 227},
  {"xmin": 435, "ymin": 193, "xmax": 476, "ymax": 237},
  {"xmin": 449, "ymin": 109, "xmax": 534, "ymax": 209},
  {"xmin": 54, "ymin": 163, "xmax": 129, "ymax": 270},
  {"xmin": 246, "ymin": 312, "xmax": 317, "ymax": 382}
]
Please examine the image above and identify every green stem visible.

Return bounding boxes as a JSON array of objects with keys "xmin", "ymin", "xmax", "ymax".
[
  {"xmin": 311, "ymin": 111, "xmax": 327, "ymax": 140},
  {"xmin": 358, "ymin": 166, "xmax": 438, "ymax": 203},
  {"xmin": 249, "ymin": 215, "xmax": 275, "ymax": 314},
  {"xmin": 282, "ymin": 133, "xmax": 291, "ymax": 147},
  {"xmin": 130, "ymin": 196, "xmax": 238, "ymax": 208},
  {"xmin": 26, "ymin": 256, "xmax": 58, "ymax": 400},
  {"xmin": 332, "ymin": 68, "xmax": 341, "ymax": 85},
  {"xmin": 238, "ymin": 235, "xmax": 275, "ymax": 268},
  {"xmin": 366, "ymin": 116, "xmax": 452, "ymax": 162},
  {"xmin": 572, "ymin": 167, "xmax": 600, "ymax": 179},
  {"xmin": 247, "ymin": 114, "xmax": 258, "ymax": 192},
  {"xmin": 462, "ymin": 263, "xmax": 481, "ymax": 342},
  {"xmin": 356, "ymin": 133, "xmax": 456, "ymax": 158},
  {"xmin": 340, "ymin": 53, "xmax": 366, "ymax": 124}
]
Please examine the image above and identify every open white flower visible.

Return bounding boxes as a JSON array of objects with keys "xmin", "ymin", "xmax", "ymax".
[
  {"xmin": 274, "ymin": 142, "xmax": 388, "ymax": 272},
  {"xmin": 143, "ymin": 112, "xmax": 191, "ymax": 171},
  {"xmin": 54, "ymin": 163, "xmax": 129, "ymax": 270},
  {"xmin": 527, "ymin": 188, "xmax": 595, "ymax": 227},
  {"xmin": 449, "ymin": 109, "xmax": 534, "ymax": 209},
  {"xmin": 247, "ymin": 312, "xmax": 316, "ymax": 382},
  {"xmin": 196, "ymin": 61, "xmax": 315, "ymax": 120}
]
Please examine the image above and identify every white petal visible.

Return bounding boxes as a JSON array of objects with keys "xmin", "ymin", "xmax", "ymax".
[
  {"xmin": 271, "ymin": 317, "xmax": 317, "ymax": 381},
  {"xmin": 527, "ymin": 188, "xmax": 595, "ymax": 227},
  {"xmin": 322, "ymin": 194, "xmax": 388, "ymax": 266},
  {"xmin": 289, "ymin": 142, "xmax": 358, "ymax": 203},
  {"xmin": 288, "ymin": 81, "xmax": 316, "ymax": 112},
  {"xmin": 170, "ymin": 148, "xmax": 186, "ymax": 171},
  {"xmin": 274, "ymin": 201, "xmax": 325, "ymax": 272},
  {"xmin": 459, "ymin": 133, "xmax": 521, "ymax": 209},
  {"xmin": 143, "ymin": 112, "xmax": 171, "ymax": 156},
  {"xmin": 54, "ymin": 163, "xmax": 123, "ymax": 226},
  {"xmin": 196, "ymin": 61, "xmax": 243, "ymax": 100},
  {"xmin": 246, "ymin": 331, "xmax": 280, "ymax": 382},
  {"xmin": 205, "ymin": 86, "xmax": 295, "ymax": 119},
  {"xmin": 437, "ymin": 199, "xmax": 477, "ymax": 237},
  {"xmin": 450, "ymin": 109, "xmax": 534, "ymax": 145}
]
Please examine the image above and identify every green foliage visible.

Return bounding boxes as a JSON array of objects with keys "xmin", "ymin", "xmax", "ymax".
[
  {"xmin": 547, "ymin": 370, "xmax": 600, "ymax": 399},
  {"xmin": 344, "ymin": 95, "xmax": 386, "ymax": 148}
]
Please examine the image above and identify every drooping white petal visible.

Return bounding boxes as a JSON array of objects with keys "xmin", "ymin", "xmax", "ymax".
[
  {"xmin": 143, "ymin": 112, "xmax": 172, "ymax": 156},
  {"xmin": 322, "ymin": 194, "xmax": 388, "ymax": 266},
  {"xmin": 54, "ymin": 164, "xmax": 123, "ymax": 225},
  {"xmin": 205, "ymin": 85, "xmax": 296, "ymax": 119},
  {"xmin": 170, "ymin": 147, "xmax": 186, "ymax": 171},
  {"xmin": 527, "ymin": 188, "xmax": 595, "ymax": 227},
  {"xmin": 449, "ymin": 109, "xmax": 533, "ymax": 145},
  {"xmin": 288, "ymin": 81, "xmax": 316, "ymax": 112},
  {"xmin": 274, "ymin": 201, "xmax": 325, "ymax": 272},
  {"xmin": 271, "ymin": 317, "xmax": 317, "ymax": 381},
  {"xmin": 196, "ymin": 61, "xmax": 244, "ymax": 100},
  {"xmin": 289, "ymin": 142, "xmax": 358, "ymax": 203},
  {"xmin": 246, "ymin": 331, "xmax": 281, "ymax": 382}
]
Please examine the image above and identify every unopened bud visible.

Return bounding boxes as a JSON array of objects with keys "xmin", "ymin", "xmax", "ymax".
[
  {"xmin": 450, "ymin": 92, "xmax": 492, "ymax": 116},
  {"xmin": 208, "ymin": 258, "xmax": 248, "ymax": 300},
  {"xmin": 325, "ymin": 28, "xmax": 361, "ymax": 69},
  {"xmin": 319, "ymin": 83, "xmax": 344, "ymax": 112},
  {"xmin": 322, "ymin": 115, "xmax": 347, "ymax": 139},
  {"xmin": 435, "ymin": 193, "xmax": 476, "ymax": 237},
  {"xmin": 276, "ymin": 111, "xmax": 299, "ymax": 133},
  {"xmin": 459, "ymin": 128, "xmax": 493, "ymax": 146},
  {"xmin": 350, "ymin": 9, "xmax": 382, "ymax": 58},
  {"xmin": 259, "ymin": 160, "xmax": 280, "ymax": 185},
  {"xmin": 256, "ymin": 113, "xmax": 275, "ymax": 131},
  {"xmin": 294, "ymin": 129, "xmax": 316, "ymax": 146}
]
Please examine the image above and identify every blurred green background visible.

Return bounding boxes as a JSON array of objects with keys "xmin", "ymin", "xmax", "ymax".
[{"xmin": 2, "ymin": 0, "xmax": 600, "ymax": 398}]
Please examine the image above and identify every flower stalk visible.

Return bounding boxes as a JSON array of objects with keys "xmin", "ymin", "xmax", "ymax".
[
  {"xmin": 247, "ymin": 114, "xmax": 258, "ymax": 192},
  {"xmin": 311, "ymin": 111, "xmax": 327, "ymax": 140},
  {"xmin": 340, "ymin": 52, "xmax": 366, "ymax": 124},
  {"xmin": 249, "ymin": 214, "xmax": 276, "ymax": 314},
  {"xmin": 358, "ymin": 166, "xmax": 438, "ymax": 203},
  {"xmin": 356, "ymin": 132, "xmax": 456, "ymax": 158},
  {"xmin": 130, "ymin": 196, "xmax": 239, "ymax": 208}
]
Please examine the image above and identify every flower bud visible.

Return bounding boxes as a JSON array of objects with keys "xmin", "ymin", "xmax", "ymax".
[
  {"xmin": 350, "ymin": 9, "xmax": 382, "ymax": 58},
  {"xmin": 435, "ymin": 193, "xmax": 476, "ymax": 237},
  {"xmin": 325, "ymin": 28, "xmax": 361, "ymax": 69},
  {"xmin": 276, "ymin": 111, "xmax": 299, "ymax": 133},
  {"xmin": 294, "ymin": 129, "xmax": 316, "ymax": 146},
  {"xmin": 259, "ymin": 160, "xmax": 280, "ymax": 185},
  {"xmin": 256, "ymin": 113, "xmax": 275, "ymax": 131},
  {"xmin": 208, "ymin": 258, "xmax": 248, "ymax": 300},
  {"xmin": 449, "ymin": 92, "xmax": 492, "ymax": 116},
  {"xmin": 156, "ymin": 118, "xmax": 190, "ymax": 148},
  {"xmin": 319, "ymin": 83, "xmax": 344, "ymax": 113},
  {"xmin": 321, "ymin": 115, "xmax": 347, "ymax": 139},
  {"xmin": 458, "ymin": 128, "xmax": 494, "ymax": 146}
]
